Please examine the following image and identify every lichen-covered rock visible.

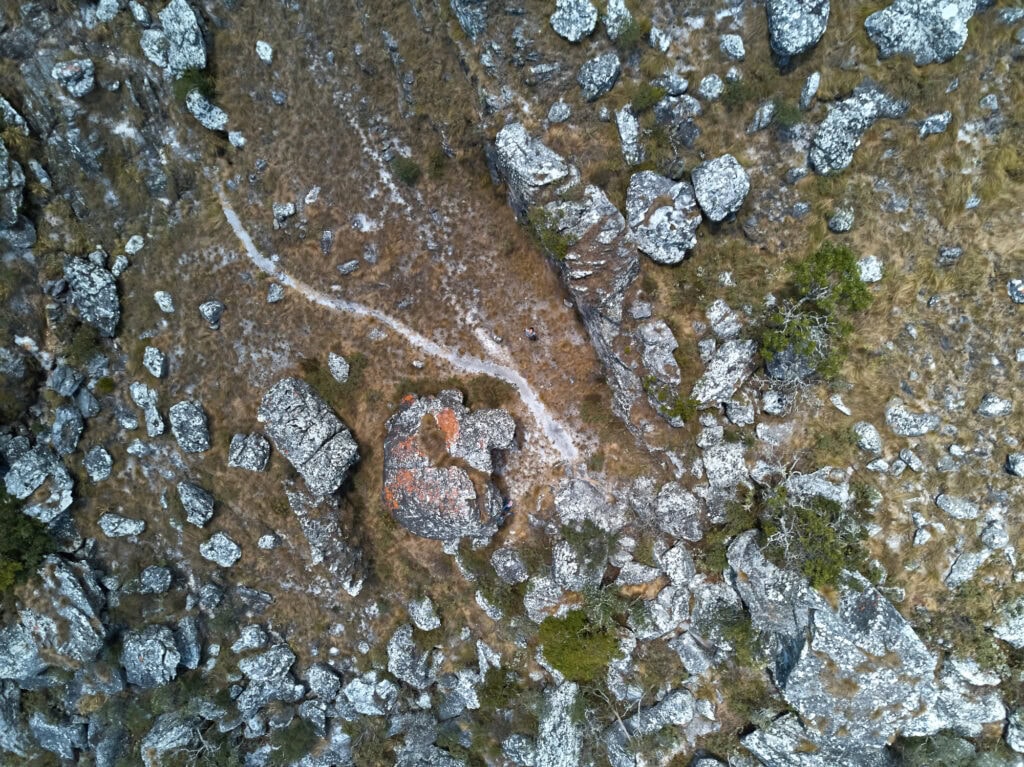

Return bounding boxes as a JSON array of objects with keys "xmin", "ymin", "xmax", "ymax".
[
  {"xmin": 177, "ymin": 481, "xmax": 215, "ymax": 527},
  {"xmin": 935, "ymin": 494, "xmax": 979, "ymax": 521},
  {"xmin": 383, "ymin": 390, "xmax": 514, "ymax": 541},
  {"xmin": 122, "ymin": 626, "xmax": 180, "ymax": 688},
  {"xmin": 83, "ymin": 445, "xmax": 112, "ymax": 481},
  {"xmin": 28, "ymin": 712, "xmax": 86, "ymax": 760},
  {"xmin": 137, "ymin": 566, "xmax": 172, "ymax": 594},
  {"xmin": 853, "ymin": 422, "xmax": 883, "ymax": 454},
  {"xmin": 0, "ymin": 139, "xmax": 25, "ymax": 231},
  {"xmin": 140, "ymin": 714, "xmax": 196, "ymax": 767},
  {"xmin": 691, "ymin": 339, "xmax": 757, "ymax": 405},
  {"xmin": 51, "ymin": 405, "xmax": 83, "ymax": 456},
  {"xmin": 690, "ymin": 154, "xmax": 750, "ymax": 222},
  {"xmin": 885, "ymin": 398, "xmax": 939, "ymax": 436},
  {"xmin": 327, "ymin": 352, "xmax": 349, "ymax": 383},
  {"xmin": 51, "ymin": 59, "xmax": 95, "ymax": 98},
  {"xmin": 198, "ymin": 299, "xmax": 225, "ymax": 329},
  {"xmin": 625, "ymin": 171, "xmax": 701, "ymax": 264},
  {"xmin": 809, "ymin": 84, "xmax": 908, "ymax": 175},
  {"xmin": 0, "ymin": 625, "xmax": 46, "ymax": 682},
  {"xmin": 239, "ymin": 644, "xmax": 295, "ymax": 681},
  {"xmin": 865, "ymin": 0, "xmax": 975, "ymax": 65},
  {"xmin": 616, "ymin": 106, "xmax": 643, "ymax": 165},
  {"xmin": 258, "ymin": 378, "xmax": 358, "ymax": 495},
  {"xmin": 550, "ymin": 0, "xmax": 597, "ymax": 42},
  {"xmin": 976, "ymin": 393, "xmax": 1012, "ymax": 418},
  {"xmin": 227, "ymin": 432, "xmax": 270, "ymax": 472},
  {"xmin": 491, "ymin": 547, "xmax": 529, "ymax": 584},
  {"xmin": 450, "ymin": 0, "xmax": 488, "ymax": 40},
  {"xmin": 143, "ymin": 346, "xmax": 166, "ymax": 378},
  {"xmin": 306, "ymin": 663, "xmax": 342, "ymax": 701},
  {"xmin": 168, "ymin": 400, "xmax": 210, "ymax": 453},
  {"xmin": 285, "ymin": 489, "xmax": 365, "ymax": 597},
  {"xmin": 130, "ymin": 382, "xmax": 164, "ymax": 437},
  {"xmin": 652, "ymin": 482, "xmax": 704, "ymax": 541},
  {"xmin": 185, "ymin": 90, "xmax": 228, "ymax": 131},
  {"xmin": 99, "ymin": 513, "xmax": 145, "ymax": 537},
  {"xmin": 638, "ymin": 320, "xmax": 681, "ymax": 387},
  {"xmin": 387, "ymin": 624, "xmax": 438, "ymax": 690},
  {"xmin": 158, "ymin": 0, "xmax": 206, "ymax": 75},
  {"xmin": 535, "ymin": 682, "xmax": 582, "ymax": 767},
  {"xmin": 766, "ymin": 0, "xmax": 830, "ymax": 57},
  {"xmin": 64, "ymin": 256, "xmax": 120, "ymax": 337},
  {"xmin": 3, "ymin": 445, "xmax": 74, "ymax": 523},
  {"xmin": 577, "ymin": 52, "xmax": 621, "ymax": 101},
  {"xmin": 199, "ymin": 532, "xmax": 241, "ymax": 567}
]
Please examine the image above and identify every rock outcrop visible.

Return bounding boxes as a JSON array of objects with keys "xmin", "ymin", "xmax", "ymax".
[
  {"xmin": 865, "ymin": 0, "xmax": 976, "ymax": 65},
  {"xmin": 766, "ymin": 0, "xmax": 830, "ymax": 58},
  {"xmin": 625, "ymin": 171, "xmax": 702, "ymax": 264},
  {"xmin": 383, "ymin": 390, "xmax": 514, "ymax": 541},
  {"xmin": 257, "ymin": 378, "xmax": 359, "ymax": 496}
]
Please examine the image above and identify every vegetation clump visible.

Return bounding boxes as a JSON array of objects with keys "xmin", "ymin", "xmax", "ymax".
[
  {"xmin": 630, "ymin": 82, "xmax": 666, "ymax": 114},
  {"xmin": 527, "ymin": 206, "xmax": 577, "ymax": 261},
  {"xmin": 538, "ymin": 609, "xmax": 621, "ymax": 683},
  {"xmin": 0, "ymin": 489, "xmax": 53, "ymax": 593},
  {"xmin": 760, "ymin": 241, "xmax": 872, "ymax": 381},
  {"xmin": 172, "ymin": 68, "xmax": 215, "ymax": 103},
  {"xmin": 391, "ymin": 155, "xmax": 422, "ymax": 186}
]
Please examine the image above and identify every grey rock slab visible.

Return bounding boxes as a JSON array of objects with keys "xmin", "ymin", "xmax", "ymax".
[
  {"xmin": 0, "ymin": 625, "xmax": 46, "ymax": 681},
  {"xmin": 64, "ymin": 256, "xmax": 119, "ymax": 337},
  {"xmin": 1009, "ymin": 279, "xmax": 1024, "ymax": 304},
  {"xmin": 935, "ymin": 493, "xmax": 979, "ymax": 520},
  {"xmin": 767, "ymin": 0, "xmax": 830, "ymax": 57},
  {"xmin": 159, "ymin": 0, "xmax": 207, "ymax": 75},
  {"xmin": 98, "ymin": 513, "xmax": 145, "ymax": 537},
  {"xmin": 809, "ymin": 84, "xmax": 907, "ymax": 175},
  {"xmin": 535, "ymin": 682, "xmax": 582, "ymax": 767},
  {"xmin": 625, "ymin": 171, "xmax": 701, "ymax": 264},
  {"xmin": 49, "ymin": 365, "xmax": 83, "ymax": 397},
  {"xmin": 137, "ymin": 566, "xmax": 172, "ymax": 594},
  {"xmin": 550, "ymin": 0, "xmax": 598, "ymax": 42},
  {"xmin": 327, "ymin": 352, "xmax": 349, "ymax": 383},
  {"xmin": 257, "ymin": 378, "xmax": 358, "ymax": 495},
  {"xmin": 829, "ymin": 207, "xmax": 855, "ymax": 232},
  {"xmin": 306, "ymin": 663, "xmax": 342, "ymax": 701},
  {"xmin": 51, "ymin": 405, "xmax": 83, "ymax": 456},
  {"xmin": 177, "ymin": 481, "xmax": 215, "ymax": 527},
  {"xmin": 28, "ymin": 712, "xmax": 86, "ymax": 760},
  {"xmin": 865, "ymin": 0, "xmax": 975, "ymax": 65},
  {"xmin": 450, "ymin": 0, "xmax": 488, "ymax": 40},
  {"xmin": 238, "ymin": 644, "xmax": 295, "ymax": 681},
  {"xmin": 387, "ymin": 624, "xmax": 437, "ymax": 690},
  {"xmin": 227, "ymin": 432, "xmax": 270, "ymax": 472},
  {"xmin": 638, "ymin": 320, "xmax": 681, "ymax": 385},
  {"xmin": 140, "ymin": 714, "xmax": 196, "ymax": 767},
  {"xmin": 800, "ymin": 70, "xmax": 821, "ymax": 110},
  {"xmin": 168, "ymin": 400, "xmax": 210, "ymax": 452},
  {"xmin": 885, "ymin": 398, "xmax": 939, "ymax": 436},
  {"xmin": 493, "ymin": 123, "xmax": 574, "ymax": 214},
  {"xmin": 697, "ymin": 73, "xmax": 724, "ymax": 101},
  {"xmin": 491, "ymin": 547, "xmax": 529, "ymax": 584},
  {"xmin": 691, "ymin": 154, "xmax": 749, "ymax": 222},
  {"xmin": 130, "ymin": 382, "xmax": 164, "ymax": 437},
  {"xmin": 853, "ymin": 422, "xmax": 883, "ymax": 454},
  {"xmin": 615, "ymin": 106, "xmax": 643, "ymax": 165},
  {"xmin": 84, "ymin": 445, "xmax": 112, "ymax": 481},
  {"xmin": 408, "ymin": 597, "xmax": 441, "ymax": 631},
  {"xmin": 198, "ymin": 300, "xmax": 225, "ymax": 329},
  {"xmin": 200, "ymin": 532, "xmax": 240, "ymax": 567},
  {"xmin": 185, "ymin": 91, "xmax": 227, "ymax": 131},
  {"xmin": 920, "ymin": 110, "xmax": 952, "ymax": 137},
  {"xmin": 154, "ymin": 290, "xmax": 175, "ymax": 313},
  {"xmin": 1007, "ymin": 453, "xmax": 1024, "ymax": 478},
  {"xmin": 702, "ymin": 442, "xmax": 747, "ymax": 488},
  {"xmin": 51, "ymin": 59, "xmax": 95, "ymax": 98},
  {"xmin": 122, "ymin": 626, "xmax": 180, "ymax": 688},
  {"xmin": 143, "ymin": 346, "xmax": 166, "ymax": 378},
  {"xmin": 690, "ymin": 339, "xmax": 756, "ymax": 405},
  {"xmin": 653, "ymin": 482, "xmax": 704, "ymax": 541},
  {"xmin": 577, "ymin": 52, "xmax": 621, "ymax": 102},
  {"xmin": 720, "ymin": 33, "xmax": 745, "ymax": 60},
  {"xmin": 977, "ymin": 393, "xmax": 1012, "ymax": 417}
]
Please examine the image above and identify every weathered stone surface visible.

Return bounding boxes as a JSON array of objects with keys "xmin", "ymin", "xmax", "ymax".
[
  {"xmin": 0, "ymin": 139, "xmax": 25, "ymax": 230},
  {"xmin": 1007, "ymin": 453, "xmax": 1024, "ymax": 478},
  {"xmin": 801, "ymin": 70, "xmax": 821, "ymax": 110},
  {"xmin": 51, "ymin": 59, "xmax": 95, "ymax": 98},
  {"xmin": 809, "ymin": 84, "xmax": 908, "ymax": 175},
  {"xmin": 408, "ymin": 597, "xmax": 441, "ymax": 631},
  {"xmin": 702, "ymin": 442, "xmax": 747, "ymax": 488},
  {"xmin": 136, "ymin": 566, "xmax": 172, "ymax": 595},
  {"xmin": 638, "ymin": 320, "xmax": 681, "ymax": 387},
  {"xmin": 198, "ymin": 300, "xmax": 225, "ymax": 329},
  {"xmin": 130, "ymin": 382, "xmax": 164, "ymax": 437},
  {"xmin": 853, "ymin": 422, "xmax": 882, "ymax": 454},
  {"xmin": 387, "ymin": 624, "xmax": 437, "ymax": 690},
  {"xmin": 535, "ymin": 682, "xmax": 581, "ymax": 767},
  {"xmin": 691, "ymin": 154, "xmax": 749, "ymax": 222},
  {"xmin": 286, "ymin": 489, "xmax": 364, "ymax": 597},
  {"xmin": 691, "ymin": 340, "xmax": 757, "ymax": 405},
  {"xmin": 550, "ymin": 0, "xmax": 597, "ymax": 42},
  {"xmin": 140, "ymin": 713, "xmax": 196, "ymax": 767},
  {"xmin": 0, "ymin": 625, "xmax": 46, "ymax": 681},
  {"xmin": 652, "ymin": 482, "xmax": 704, "ymax": 541},
  {"xmin": 158, "ymin": 0, "xmax": 206, "ymax": 75},
  {"xmin": 865, "ymin": 0, "xmax": 975, "ymax": 65},
  {"xmin": 257, "ymin": 378, "xmax": 358, "ymax": 495},
  {"xmin": 616, "ymin": 107, "xmax": 643, "ymax": 165},
  {"xmin": 577, "ymin": 52, "xmax": 621, "ymax": 102},
  {"xmin": 492, "ymin": 547, "xmax": 529, "ymax": 584},
  {"xmin": 29, "ymin": 712, "xmax": 86, "ymax": 760},
  {"xmin": 885, "ymin": 398, "xmax": 939, "ymax": 436},
  {"xmin": 383, "ymin": 390, "xmax": 514, "ymax": 541},
  {"xmin": 720, "ymin": 33, "xmax": 745, "ymax": 60},
  {"xmin": 766, "ymin": 0, "xmax": 830, "ymax": 57},
  {"xmin": 199, "ymin": 532, "xmax": 241, "ymax": 567},
  {"xmin": 227, "ymin": 432, "xmax": 270, "ymax": 472},
  {"xmin": 174, "ymin": 617, "xmax": 201, "ymax": 670},
  {"xmin": 185, "ymin": 90, "xmax": 227, "ymax": 131},
  {"xmin": 920, "ymin": 110, "xmax": 952, "ymax": 137},
  {"xmin": 935, "ymin": 493, "xmax": 979, "ymax": 521},
  {"xmin": 122, "ymin": 626, "xmax": 180, "ymax": 688},
  {"xmin": 64, "ymin": 256, "xmax": 120, "ymax": 337},
  {"xmin": 977, "ymin": 393, "xmax": 1012, "ymax": 418},
  {"xmin": 168, "ymin": 400, "xmax": 210, "ymax": 452},
  {"xmin": 306, "ymin": 663, "xmax": 342, "ymax": 701},
  {"xmin": 51, "ymin": 405, "xmax": 83, "ymax": 456},
  {"xmin": 3, "ymin": 445, "xmax": 74, "ymax": 523},
  {"xmin": 177, "ymin": 481, "xmax": 215, "ymax": 527},
  {"xmin": 98, "ymin": 513, "xmax": 145, "ymax": 537},
  {"xmin": 239, "ymin": 644, "xmax": 295, "ymax": 681},
  {"xmin": 327, "ymin": 352, "xmax": 349, "ymax": 384},
  {"xmin": 84, "ymin": 445, "xmax": 113, "ymax": 481},
  {"xmin": 625, "ymin": 171, "xmax": 701, "ymax": 264},
  {"xmin": 450, "ymin": 0, "xmax": 488, "ymax": 40},
  {"xmin": 143, "ymin": 346, "xmax": 166, "ymax": 378}
]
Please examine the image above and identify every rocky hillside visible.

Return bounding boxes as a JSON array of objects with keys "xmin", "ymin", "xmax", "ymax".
[{"xmin": 1, "ymin": 0, "xmax": 1024, "ymax": 765}]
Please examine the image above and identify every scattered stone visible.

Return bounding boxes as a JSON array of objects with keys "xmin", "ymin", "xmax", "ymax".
[
  {"xmin": 691, "ymin": 340, "xmax": 757, "ymax": 405},
  {"xmin": 64, "ymin": 256, "xmax": 120, "ymax": 337},
  {"xmin": 920, "ymin": 111, "xmax": 952, "ymax": 137},
  {"xmin": 616, "ymin": 106, "xmax": 643, "ymax": 165},
  {"xmin": 84, "ymin": 446, "xmax": 112, "ymax": 481},
  {"xmin": 550, "ymin": 0, "xmax": 598, "ymax": 43},
  {"xmin": 28, "ymin": 713, "xmax": 86, "ymax": 760},
  {"xmin": 858, "ymin": 255, "xmax": 883, "ymax": 283},
  {"xmin": 177, "ymin": 481, "xmax": 215, "ymax": 527},
  {"xmin": 766, "ymin": 0, "xmax": 830, "ymax": 57},
  {"xmin": 691, "ymin": 154, "xmax": 750, "ymax": 222},
  {"xmin": 885, "ymin": 399, "xmax": 940, "ymax": 436},
  {"xmin": 168, "ymin": 401, "xmax": 210, "ymax": 452},
  {"xmin": 255, "ymin": 40, "xmax": 273, "ymax": 63},
  {"xmin": 143, "ymin": 346, "xmax": 166, "ymax": 378},
  {"xmin": 1007, "ymin": 453, "xmax": 1024, "ymax": 478},
  {"xmin": 1010, "ymin": 279, "xmax": 1024, "ymax": 304},
  {"xmin": 866, "ymin": 0, "xmax": 976, "ymax": 65},
  {"xmin": 548, "ymin": 101, "xmax": 571, "ymax": 124},
  {"xmin": 228, "ymin": 433, "xmax": 271, "ymax": 472},
  {"xmin": 935, "ymin": 494, "xmax": 979, "ymax": 521},
  {"xmin": 157, "ymin": 0, "xmax": 207, "ymax": 75},
  {"xmin": 122, "ymin": 626, "xmax": 180, "ymax": 688},
  {"xmin": 625, "ymin": 171, "xmax": 701, "ymax": 264},
  {"xmin": 51, "ymin": 59, "xmax": 95, "ymax": 98},
  {"xmin": 137, "ymin": 566, "xmax": 173, "ymax": 594},
  {"xmin": 140, "ymin": 714, "xmax": 196, "ymax": 767},
  {"xmin": 491, "ymin": 547, "xmax": 529, "ymax": 584},
  {"xmin": 266, "ymin": 283, "xmax": 285, "ymax": 303},
  {"xmin": 853, "ymin": 422, "xmax": 883, "ymax": 454},
  {"xmin": 800, "ymin": 71, "xmax": 820, "ymax": 110},
  {"xmin": 720, "ymin": 34, "xmax": 745, "ymax": 60},
  {"xmin": 154, "ymin": 291, "xmax": 175, "ymax": 313},
  {"xmin": 809, "ymin": 84, "xmax": 908, "ymax": 175},
  {"xmin": 198, "ymin": 300, "xmax": 225, "ymax": 329},
  {"xmin": 451, "ymin": 0, "xmax": 488, "ymax": 40},
  {"xmin": 408, "ymin": 597, "xmax": 441, "ymax": 631},
  {"xmin": 937, "ymin": 246, "xmax": 963, "ymax": 266},
  {"xmin": 327, "ymin": 353, "xmax": 349, "ymax": 384},
  {"xmin": 185, "ymin": 91, "xmax": 227, "ymax": 132},
  {"xmin": 50, "ymin": 406, "xmax": 83, "ymax": 456},
  {"xmin": 577, "ymin": 52, "xmax": 621, "ymax": 102},
  {"xmin": 98, "ymin": 513, "xmax": 145, "ymax": 537},
  {"xmin": 535, "ymin": 682, "xmax": 582, "ymax": 767},
  {"xmin": 492, "ymin": 123, "xmax": 574, "ymax": 216},
  {"xmin": 697, "ymin": 74, "xmax": 724, "ymax": 101},
  {"xmin": 257, "ymin": 378, "xmax": 358, "ymax": 495},
  {"xmin": 828, "ymin": 207, "xmax": 854, "ymax": 232},
  {"xmin": 130, "ymin": 382, "xmax": 164, "ymax": 437},
  {"xmin": 200, "ymin": 532, "xmax": 241, "ymax": 567},
  {"xmin": 307, "ymin": 663, "xmax": 342, "ymax": 701},
  {"xmin": 977, "ymin": 393, "xmax": 1012, "ymax": 418}
]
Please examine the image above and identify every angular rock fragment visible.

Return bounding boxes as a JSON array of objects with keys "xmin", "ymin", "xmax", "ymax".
[
  {"xmin": 51, "ymin": 59, "xmax": 95, "ymax": 98},
  {"xmin": 865, "ymin": 0, "xmax": 975, "ymax": 65},
  {"xmin": 177, "ymin": 481, "xmax": 215, "ymax": 527},
  {"xmin": 577, "ymin": 52, "xmax": 620, "ymax": 102},
  {"xmin": 200, "ymin": 532, "xmax": 241, "ymax": 567},
  {"xmin": 766, "ymin": 0, "xmax": 830, "ymax": 57},
  {"xmin": 64, "ymin": 256, "xmax": 120, "ymax": 337},
  {"xmin": 98, "ymin": 513, "xmax": 145, "ymax": 537},
  {"xmin": 122, "ymin": 626, "xmax": 180, "ymax": 688},
  {"xmin": 809, "ymin": 84, "xmax": 908, "ymax": 175},
  {"xmin": 168, "ymin": 400, "xmax": 210, "ymax": 452},
  {"xmin": 228, "ymin": 432, "xmax": 271, "ymax": 472},
  {"xmin": 690, "ymin": 154, "xmax": 749, "ymax": 222},
  {"xmin": 550, "ymin": 0, "xmax": 597, "ymax": 42},
  {"xmin": 257, "ymin": 378, "xmax": 358, "ymax": 495},
  {"xmin": 130, "ymin": 382, "xmax": 164, "ymax": 437}
]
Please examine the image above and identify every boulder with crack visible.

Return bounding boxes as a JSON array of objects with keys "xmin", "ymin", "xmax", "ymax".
[
  {"xmin": 383, "ymin": 390, "xmax": 514, "ymax": 542},
  {"xmin": 257, "ymin": 378, "xmax": 359, "ymax": 496},
  {"xmin": 286, "ymin": 489, "xmax": 365, "ymax": 597}
]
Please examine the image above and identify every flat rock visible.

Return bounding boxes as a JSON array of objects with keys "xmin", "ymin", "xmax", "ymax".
[
  {"xmin": 577, "ymin": 52, "xmax": 621, "ymax": 102},
  {"xmin": 885, "ymin": 398, "xmax": 939, "ymax": 436},
  {"xmin": 51, "ymin": 59, "xmax": 95, "ymax": 98},
  {"xmin": 200, "ymin": 532, "xmax": 241, "ymax": 567},
  {"xmin": 63, "ymin": 256, "xmax": 120, "ymax": 337},
  {"xmin": 177, "ymin": 481, "xmax": 215, "ymax": 527},
  {"xmin": 810, "ymin": 84, "xmax": 908, "ymax": 175},
  {"xmin": 158, "ymin": 0, "xmax": 207, "ymax": 75},
  {"xmin": 550, "ymin": 0, "xmax": 597, "ymax": 42},
  {"xmin": 690, "ymin": 154, "xmax": 749, "ymax": 222},
  {"xmin": 691, "ymin": 339, "xmax": 756, "ymax": 405},
  {"xmin": 98, "ymin": 513, "xmax": 145, "ymax": 537},
  {"xmin": 83, "ymin": 446, "xmax": 112, "ymax": 481},
  {"xmin": 227, "ymin": 432, "xmax": 271, "ymax": 472},
  {"xmin": 168, "ymin": 400, "xmax": 209, "ymax": 452},
  {"xmin": 185, "ymin": 91, "xmax": 227, "ymax": 132}
]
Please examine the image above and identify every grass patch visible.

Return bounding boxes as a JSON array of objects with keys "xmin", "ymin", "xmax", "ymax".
[
  {"xmin": 391, "ymin": 155, "xmax": 422, "ymax": 186},
  {"xmin": 527, "ymin": 206, "xmax": 576, "ymax": 261},
  {"xmin": 630, "ymin": 83, "xmax": 666, "ymax": 114}
]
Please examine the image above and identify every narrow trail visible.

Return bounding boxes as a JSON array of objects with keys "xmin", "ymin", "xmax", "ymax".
[{"xmin": 217, "ymin": 188, "xmax": 581, "ymax": 465}]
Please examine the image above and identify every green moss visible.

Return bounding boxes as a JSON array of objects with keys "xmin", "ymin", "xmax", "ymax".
[
  {"xmin": 772, "ymin": 99, "xmax": 802, "ymax": 129},
  {"xmin": 613, "ymin": 15, "xmax": 652, "ymax": 53},
  {"xmin": 391, "ymin": 156, "xmax": 422, "ymax": 186},
  {"xmin": 0, "ymin": 489, "xmax": 53, "ymax": 594},
  {"xmin": 538, "ymin": 609, "xmax": 621, "ymax": 683},
  {"xmin": 94, "ymin": 376, "xmax": 116, "ymax": 396}
]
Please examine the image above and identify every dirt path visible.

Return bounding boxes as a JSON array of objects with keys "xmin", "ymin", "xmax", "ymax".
[{"xmin": 217, "ymin": 187, "xmax": 581, "ymax": 465}]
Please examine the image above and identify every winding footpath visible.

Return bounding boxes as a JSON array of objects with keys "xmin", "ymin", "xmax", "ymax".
[{"xmin": 217, "ymin": 188, "xmax": 580, "ymax": 464}]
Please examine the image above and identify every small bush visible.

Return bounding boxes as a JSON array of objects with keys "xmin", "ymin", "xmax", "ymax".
[
  {"xmin": 614, "ymin": 15, "xmax": 652, "ymax": 53},
  {"xmin": 94, "ymin": 377, "xmax": 116, "ymax": 396},
  {"xmin": 527, "ymin": 206, "xmax": 576, "ymax": 261},
  {"xmin": 538, "ymin": 609, "xmax": 621, "ymax": 683},
  {"xmin": 391, "ymin": 156, "xmax": 422, "ymax": 186},
  {"xmin": 631, "ymin": 83, "xmax": 666, "ymax": 114},
  {"xmin": 0, "ymin": 490, "xmax": 52, "ymax": 593},
  {"xmin": 722, "ymin": 79, "xmax": 754, "ymax": 110},
  {"xmin": 172, "ymin": 68, "xmax": 215, "ymax": 103},
  {"xmin": 772, "ymin": 99, "xmax": 802, "ymax": 129}
]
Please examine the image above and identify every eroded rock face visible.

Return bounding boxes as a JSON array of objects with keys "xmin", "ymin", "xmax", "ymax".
[
  {"xmin": 809, "ymin": 84, "xmax": 908, "ymax": 175},
  {"xmin": 577, "ymin": 52, "xmax": 621, "ymax": 101},
  {"xmin": 493, "ymin": 123, "xmax": 574, "ymax": 217},
  {"xmin": 382, "ymin": 390, "xmax": 514, "ymax": 541},
  {"xmin": 121, "ymin": 626, "xmax": 180, "ymax": 688},
  {"xmin": 766, "ymin": 0, "xmax": 830, "ymax": 57},
  {"xmin": 257, "ymin": 378, "xmax": 359, "ymax": 496},
  {"xmin": 865, "ymin": 0, "xmax": 975, "ymax": 65}
]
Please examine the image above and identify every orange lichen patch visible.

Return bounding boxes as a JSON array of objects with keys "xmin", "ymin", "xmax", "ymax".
[
  {"xmin": 388, "ymin": 435, "xmax": 425, "ymax": 465},
  {"xmin": 400, "ymin": 394, "xmax": 417, "ymax": 406},
  {"xmin": 383, "ymin": 468, "xmax": 419, "ymax": 511},
  {"xmin": 434, "ymin": 408, "xmax": 460, "ymax": 450}
]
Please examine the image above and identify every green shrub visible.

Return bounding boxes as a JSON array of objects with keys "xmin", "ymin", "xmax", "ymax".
[
  {"xmin": 631, "ymin": 83, "xmax": 666, "ymax": 114},
  {"xmin": 172, "ymin": 68, "xmax": 215, "ymax": 103},
  {"xmin": 391, "ymin": 156, "xmax": 422, "ymax": 186},
  {"xmin": 0, "ymin": 489, "xmax": 52, "ymax": 593},
  {"xmin": 722, "ymin": 79, "xmax": 754, "ymax": 110},
  {"xmin": 760, "ymin": 242, "xmax": 872, "ymax": 381},
  {"xmin": 538, "ymin": 609, "xmax": 621, "ymax": 683},
  {"xmin": 772, "ymin": 99, "xmax": 802, "ymax": 129},
  {"xmin": 94, "ymin": 377, "xmax": 116, "ymax": 396}
]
